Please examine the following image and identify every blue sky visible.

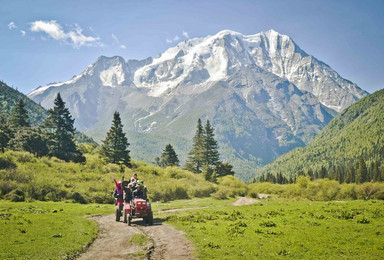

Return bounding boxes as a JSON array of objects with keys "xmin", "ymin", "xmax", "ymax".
[{"xmin": 1, "ymin": 0, "xmax": 383, "ymax": 94}]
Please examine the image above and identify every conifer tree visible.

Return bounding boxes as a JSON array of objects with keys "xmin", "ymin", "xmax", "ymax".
[
  {"xmin": 156, "ymin": 144, "xmax": 179, "ymax": 167},
  {"xmin": 0, "ymin": 113, "xmax": 11, "ymax": 152},
  {"xmin": 9, "ymin": 99, "xmax": 30, "ymax": 129},
  {"xmin": 356, "ymin": 157, "xmax": 368, "ymax": 183},
  {"xmin": 100, "ymin": 111, "xmax": 131, "ymax": 166},
  {"xmin": 214, "ymin": 162, "xmax": 235, "ymax": 178},
  {"xmin": 203, "ymin": 120, "xmax": 220, "ymax": 167},
  {"xmin": 186, "ymin": 118, "xmax": 205, "ymax": 173},
  {"xmin": 9, "ymin": 127, "xmax": 48, "ymax": 157},
  {"xmin": 44, "ymin": 93, "xmax": 85, "ymax": 162}
]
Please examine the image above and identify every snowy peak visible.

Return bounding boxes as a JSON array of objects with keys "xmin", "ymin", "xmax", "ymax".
[
  {"xmin": 84, "ymin": 56, "xmax": 129, "ymax": 87},
  {"xmin": 132, "ymin": 29, "xmax": 366, "ymax": 111},
  {"xmin": 29, "ymin": 29, "xmax": 367, "ymax": 112}
]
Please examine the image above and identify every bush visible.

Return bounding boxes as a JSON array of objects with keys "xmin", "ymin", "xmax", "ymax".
[
  {"xmin": 338, "ymin": 184, "xmax": 358, "ymax": 200},
  {"xmin": 211, "ymin": 188, "xmax": 230, "ymax": 200},
  {"xmin": 149, "ymin": 184, "xmax": 189, "ymax": 202},
  {"xmin": 5, "ymin": 188, "xmax": 25, "ymax": 202},
  {"xmin": 0, "ymin": 156, "xmax": 17, "ymax": 170},
  {"xmin": 189, "ymin": 184, "xmax": 216, "ymax": 198},
  {"xmin": 69, "ymin": 192, "xmax": 88, "ymax": 204},
  {"xmin": 0, "ymin": 180, "xmax": 17, "ymax": 197},
  {"xmin": 164, "ymin": 167, "xmax": 192, "ymax": 179},
  {"xmin": 214, "ymin": 176, "xmax": 247, "ymax": 198}
]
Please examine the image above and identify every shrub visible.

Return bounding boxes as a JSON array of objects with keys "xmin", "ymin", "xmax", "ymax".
[
  {"xmin": 5, "ymin": 188, "xmax": 25, "ymax": 202},
  {"xmin": 212, "ymin": 188, "xmax": 230, "ymax": 200},
  {"xmin": 69, "ymin": 192, "xmax": 88, "ymax": 204},
  {"xmin": 0, "ymin": 180, "xmax": 17, "ymax": 197},
  {"xmin": 0, "ymin": 156, "xmax": 17, "ymax": 170},
  {"xmin": 338, "ymin": 184, "xmax": 358, "ymax": 200},
  {"xmin": 189, "ymin": 184, "xmax": 216, "ymax": 198},
  {"xmin": 359, "ymin": 183, "xmax": 380, "ymax": 200},
  {"xmin": 164, "ymin": 166, "xmax": 191, "ymax": 179},
  {"xmin": 214, "ymin": 176, "xmax": 247, "ymax": 198}
]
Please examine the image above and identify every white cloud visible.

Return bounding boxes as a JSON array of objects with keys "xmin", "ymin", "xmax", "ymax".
[
  {"xmin": 111, "ymin": 33, "xmax": 126, "ymax": 49},
  {"xmin": 111, "ymin": 33, "xmax": 119, "ymax": 43},
  {"xmin": 20, "ymin": 30, "xmax": 26, "ymax": 36},
  {"xmin": 8, "ymin": 21, "xmax": 17, "ymax": 30},
  {"xmin": 173, "ymin": 35, "xmax": 180, "ymax": 41},
  {"xmin": 166, "ymin": 30, "xmax": 189, "ymax": 44},
  {"xmin": 30, "ymin": 20, "xmax": 101, "ymax": 48}
]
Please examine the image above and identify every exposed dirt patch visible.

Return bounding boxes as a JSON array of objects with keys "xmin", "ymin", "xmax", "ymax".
[
  {"xmin": 156, "ymin": 206, "xmax": 208, "ymax": 213},
  {"xmin": 231, "ymin": 197, "xmax": 260, "ymax": 206},
  {"xmin": 79, "ymin": 214, "xmax": 195, "ymax": 260}
]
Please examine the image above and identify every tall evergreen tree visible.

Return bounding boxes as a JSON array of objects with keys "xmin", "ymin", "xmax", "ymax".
[
  {"xmin": 100, "ymin": 111, "xmax": 131, "ymax": 166},
  {"xmin": 44, "ymin": 93, "xmax": 85, "ymax": 162},
  {"xmin": 0, "ymin": 113, "xmax": 11, "ymax": 152},
  {"xmin": 9, "ymin": 99, "xmax": 30, "ymax": 129},
  {"xmin": 156, "ymin": 144, "xmax": 179, "ymax": 167},
  {"xmin": 186, "ymin": 118, "xmax": 205, "ymax": 173},
  {"xmin": 203, "ymin": 120, "xmax": 220, "ymax": 167},
  {"xmin": 356, "ymin": 157, "xmax": 368, "ymax": 183}
]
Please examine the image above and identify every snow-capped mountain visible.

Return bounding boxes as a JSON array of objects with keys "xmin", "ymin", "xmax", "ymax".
[{"xmin": 28, "ymin": 30, "xmax": 368, "ymax": 180}]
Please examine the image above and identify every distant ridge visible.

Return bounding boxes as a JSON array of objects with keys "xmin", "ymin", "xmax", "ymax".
[{"xmin": 257, "ymin": 88, "xmax": 384, "ymax": 180}]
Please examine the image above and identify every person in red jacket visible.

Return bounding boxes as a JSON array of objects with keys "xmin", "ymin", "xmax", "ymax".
[{"xmin": 113, "ymin": 176, "xmax": 124, "ymax": 204}]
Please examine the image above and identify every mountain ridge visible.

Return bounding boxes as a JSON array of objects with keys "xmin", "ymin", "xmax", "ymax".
[
  {"xmin": 27, "ymin": 29, "xmax": 368, "ymax": 180},
  {"xmin": 256, "ymin": 88, "xmax": 384, "ymax": 180}
]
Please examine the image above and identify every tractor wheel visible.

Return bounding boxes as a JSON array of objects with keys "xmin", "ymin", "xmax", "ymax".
[
  {"xmin": 115, "ymin": 208, "xmax": 121, "ymax": 222},
  {"xmin": 148, "ymin": 212, "xmax": 153, "ymax": 225},
  {"xmin": 128, "ymin": 214, "xmax": 132, "ymax": 226}
]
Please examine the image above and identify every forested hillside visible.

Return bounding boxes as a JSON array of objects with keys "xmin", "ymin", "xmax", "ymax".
[
  {"xmin": 0, "ymin": 81, "xmax": 46, "ymax": 125},
  {"xmin": 255, "ymin": 89, "xmax": 384, "ymax": 183}
]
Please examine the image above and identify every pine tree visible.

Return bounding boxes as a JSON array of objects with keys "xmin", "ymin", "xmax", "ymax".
[
  {"xmin": 186, "ymin": 118, "xmax": 205, "ymax": 173},
  {"xmin": 214, "ymin": 162, "xmax": 235, "ymax": 178},
  {"xmin": 9, "ymin": 99, "xmax": 30, "ymax": 129},
  {"xmin": 44, "ymin": 93, "xmax": 85, "ymax": 162},
  {"xmin": 0, "ymin": 113, "xmax": 11, "ymax": 152},
  {"xmin": 100, "ymin": 111, "xmax": 131, "ymax": 166},
  {"xmin": 356, "ymin": 157, "xmax": 368, "ymax": 184},
  {"xmin": 202, "ymin": 164, "xmax": 217, "ymax": 182},
  {"xmin": 9, "ymin": 127, "xmax": 48, "ymax": 157},
  {"xmin": 203, "ymin": 120, "xmax": 220, "ymax": 167},
  {"xmin": 156, "ymin": 144, "xmax": 180, "ymax": 167}
]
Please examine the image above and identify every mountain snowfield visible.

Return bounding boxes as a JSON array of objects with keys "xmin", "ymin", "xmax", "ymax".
[{"xmin": 28, "ymin": 29, "xmax": 368, "ymax": 180}]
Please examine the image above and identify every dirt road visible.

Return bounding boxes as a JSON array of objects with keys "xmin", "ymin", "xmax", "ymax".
[
  {"xmin": 79, "ymin": 197, "xmax": 261, "ymax": 259},
  {"xmin": 79, "ymin": 214, "xmax": 195, "ymax": 260}
]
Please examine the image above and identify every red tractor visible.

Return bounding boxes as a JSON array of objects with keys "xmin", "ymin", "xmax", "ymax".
[{"xmin": 123, "ymin": 198, "xmax": 153, "ymax": 226}]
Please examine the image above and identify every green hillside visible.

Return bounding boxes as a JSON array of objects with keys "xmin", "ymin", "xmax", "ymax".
[
  {"xmin": 0, "ymin": 81, "xmax": 46, "ymax": 125},
  {"xmin": 256, "ymin": 88, "xmax": 384, "ymax": 181}
]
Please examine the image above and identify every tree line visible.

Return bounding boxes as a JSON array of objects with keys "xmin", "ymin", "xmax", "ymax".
[
  {"xmin": 255, "ymin": 157, "xmax": 384, "ymax": 184},
  {"xmin": 1, "ymin": 93, "xmax": 234, "ymax": 182}
]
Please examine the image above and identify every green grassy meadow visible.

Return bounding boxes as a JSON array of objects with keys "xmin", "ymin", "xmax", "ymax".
[
  {"xmin": 1, "ymin": 198, "xmax": 384, "ymax": 259},
  {"xmin": 0, "ymin": 201, "xmax": 110, "ymax": 259},
  {"xmin": 160, "ymin": 199, "xmax": 384, "ymax": 259}
]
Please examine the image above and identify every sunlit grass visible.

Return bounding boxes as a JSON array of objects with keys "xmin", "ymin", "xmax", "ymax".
[{"xmin": 0, "ymin": 201, "xmax": 110, "ymax": 259}]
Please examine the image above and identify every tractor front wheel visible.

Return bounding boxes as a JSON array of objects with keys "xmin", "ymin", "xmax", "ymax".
[
  {"xmin": 123, "ymin": 212, "xmax": 127, "ymax": 223},
  {"xmin": 148, "ymin": 212, "xmax": 153, "ymax": 225},
  {"xmin": 128, "ymin": 213, "xmax": 132, "ymax": 226},
  {"xmin": 115, "ymin": 207, "xmax": 121, "ymax": 222}
]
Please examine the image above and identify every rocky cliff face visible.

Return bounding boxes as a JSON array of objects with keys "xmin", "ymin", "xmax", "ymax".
[{"xmin": 28, "ymin": 30, "xmax": 368, "ymax": 180}]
